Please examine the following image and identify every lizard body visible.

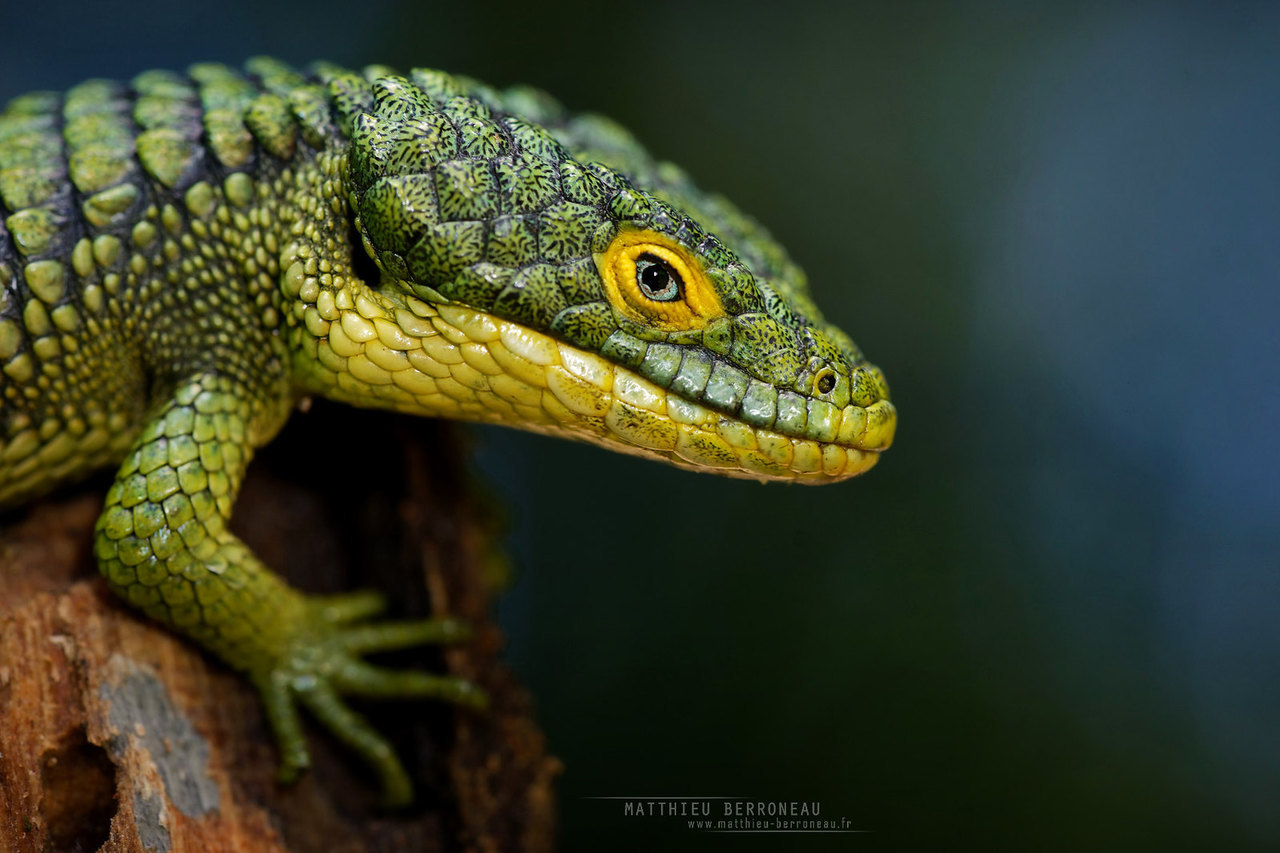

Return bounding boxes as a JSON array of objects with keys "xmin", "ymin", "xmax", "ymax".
[{"xmin": 0, "ymin": 58, "xmax": 895, "ymax": 804}]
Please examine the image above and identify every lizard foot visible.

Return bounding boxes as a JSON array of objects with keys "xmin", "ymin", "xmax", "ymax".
[{"xmin": 252, "ymin": 590, "xmax": 487, "ymax": 807}]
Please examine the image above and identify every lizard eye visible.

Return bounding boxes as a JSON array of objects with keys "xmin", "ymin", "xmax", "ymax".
[
  {"xmin": 635, "ymin": 254, "xmax": 682, "ymax": 302},
  {"xmin": 596, "ymin": 229, "xmax": 726, "ymax": 330}
]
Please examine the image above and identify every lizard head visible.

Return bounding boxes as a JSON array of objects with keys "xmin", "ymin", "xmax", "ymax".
[{"xmin": 340, "ymin": 70, "xmax": 894, "ymax": 482}]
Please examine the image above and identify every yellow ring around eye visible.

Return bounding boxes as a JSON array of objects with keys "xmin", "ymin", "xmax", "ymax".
[{"xmin": 595, "ymin": 229, "xmax": 726, "ymax": 330}]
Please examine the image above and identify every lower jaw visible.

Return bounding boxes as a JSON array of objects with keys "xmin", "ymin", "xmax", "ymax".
[
  {"xmin": 501, "ymin": 402, "xmax": 884, "ymax": 484},
  {"xmin": 448, "ymin": 311, "xmax": 893, "ymax": 483}
]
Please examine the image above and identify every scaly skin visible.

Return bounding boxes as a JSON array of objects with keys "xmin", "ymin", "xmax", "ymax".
[{"xmin": 0, "ymin": 58, "xmax": 896, "ymax": 804}]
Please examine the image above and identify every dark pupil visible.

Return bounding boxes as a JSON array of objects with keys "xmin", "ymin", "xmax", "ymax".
[
  {"xmin": 636, "ymin": 254, "xmax": 680, "ymax": 301},
  {"xmin": 640, "ymin": 263, "xmax": 669, "ymax": 291}
]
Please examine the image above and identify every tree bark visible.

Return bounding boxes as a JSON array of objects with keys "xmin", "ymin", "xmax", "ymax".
[{"xmin": 0, "ymin": 404, "xmax": 559, "ymax": 852}]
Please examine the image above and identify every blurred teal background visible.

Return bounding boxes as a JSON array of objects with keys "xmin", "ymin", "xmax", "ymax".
[{"xmin": 4, "ymin": 2, "xmax": 1277, "ymax": 849}]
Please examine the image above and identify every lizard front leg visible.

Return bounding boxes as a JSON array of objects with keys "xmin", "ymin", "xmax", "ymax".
[{"xmin": 93, "ymin": 371, "xmax": 485, "ymax": 806}]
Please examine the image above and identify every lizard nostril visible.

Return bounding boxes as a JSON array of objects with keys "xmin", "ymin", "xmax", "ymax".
[{"xmin": 815, "ymin": 369, "xmax": 837, "ymax": 395}]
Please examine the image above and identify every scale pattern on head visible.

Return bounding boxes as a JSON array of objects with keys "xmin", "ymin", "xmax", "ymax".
[{"xmin": 330, "ymin": 67, "xmax": 894, "ymax": 481}]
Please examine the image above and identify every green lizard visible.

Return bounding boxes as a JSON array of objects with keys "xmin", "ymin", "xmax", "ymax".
[{"xmin": 0, "ymin": 58, "xmax": 895, "ymax": 805}]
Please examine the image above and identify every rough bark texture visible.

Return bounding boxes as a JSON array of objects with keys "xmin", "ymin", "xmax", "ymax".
[{"xmin": 0, "ymin": 404, "xmax": 560, "ymax": 852}]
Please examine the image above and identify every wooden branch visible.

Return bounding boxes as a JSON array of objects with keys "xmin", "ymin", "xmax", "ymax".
[{"xmin": 0, "ymin": 406, "xmax": 559, "ymax": 852}]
